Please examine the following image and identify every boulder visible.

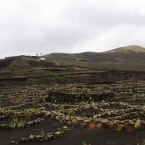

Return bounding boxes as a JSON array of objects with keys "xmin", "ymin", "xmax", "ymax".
[
  {"xmin": 129, "ymin": 120, "xmax": 134, "ymax": 125},
  {"xmin": 114, "ymin": 123, "xmax": 123, "ymax": 132},
  {"xmin": 96, "ymin": 122, "xmax": 102, "ymax": 129},
  {"xmin": 101, "ymin": 119, "xmax": 108, "ymax": 124},
  {"xmin": 135, "ymin": 119, "xmax": 141, "ymax": 130},
  {"xmin": 72, "ymin": 119, "xmax": 80, "ymax": 126},
  {"xmin": 141, "ymin": 120, "xmax": 145, "ymax": 125},
  {"xmin": 89, "ymin": 121, "xmax": 96, "ymax": 129},
  {"xmin": 67, "ymin": 121, "xmax": 72, "ymax": 126},
  {"xmin": 29, "ymin": 135, "xmax": 35, "ymax": 140}
]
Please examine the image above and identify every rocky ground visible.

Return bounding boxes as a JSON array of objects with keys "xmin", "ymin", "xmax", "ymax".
[{"xmin": 0, "ymin": 79, "xmax": 145, "ymax": 145}]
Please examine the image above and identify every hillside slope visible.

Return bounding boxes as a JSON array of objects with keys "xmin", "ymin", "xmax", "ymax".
[
  {"xmin": 43, "ymin": 45, "xmax": 145, "ymax": 62},
  {"xmin": 103, "ymin": 45, "xmax": 145, "ymax": 53}
]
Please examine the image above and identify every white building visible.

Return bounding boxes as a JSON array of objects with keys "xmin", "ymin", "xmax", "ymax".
[{"xmin": 40, "ymin": 58, "xmax": 45, "ymax": 60}]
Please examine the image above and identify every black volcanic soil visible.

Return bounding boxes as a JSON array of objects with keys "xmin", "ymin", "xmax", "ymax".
[
  {"xmin": 0, "ymin": 125, "xmax": 144, "ymax": 145},
  {"xmin": 0, "ymin": 69, "xmax": 145, "ymax": 145},
  {"xmin": 0, "ymin": 94, "xmax": 144, "ymax": 145},
  {"xmin": 0, "ymin": 118, "xmax": 64, "ymax": 145}
]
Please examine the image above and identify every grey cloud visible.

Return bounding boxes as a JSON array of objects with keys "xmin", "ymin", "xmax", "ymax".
[
  {"xmin": 0, "ymin": 0, "xmax": 145, "ymax": 58},
  {"xmin": 61, "ymin": 0, "xmax": 145, "ymax": 27}
]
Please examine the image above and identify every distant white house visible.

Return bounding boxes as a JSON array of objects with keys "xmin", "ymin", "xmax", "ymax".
[
  {"xmin": 40, "ymin": 58, "xmax": 45, "ymax": 60},
  {"xmin": 37, "ymin": 58, "xmax": 46, "ymax": 61}
]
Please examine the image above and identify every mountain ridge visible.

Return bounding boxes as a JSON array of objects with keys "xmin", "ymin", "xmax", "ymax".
[
  {"xmin": 43, "ymin": 45, "xmax": 145, "ymax": 62},
  {"xmin": 102, "ymin": 45, "xmax": 145, "ymax": 53}
]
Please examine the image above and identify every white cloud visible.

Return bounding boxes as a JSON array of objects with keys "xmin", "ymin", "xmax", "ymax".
[{"xmin": 0, "ymin": 0, "xmax": 145, "ymax": 58}]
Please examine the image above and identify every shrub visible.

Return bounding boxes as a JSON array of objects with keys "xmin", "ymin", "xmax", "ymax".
[
  {"xmin": 33, "ymin": 66, "xmax": 45, "ymax": 70},
  {"xmin": 83, "ymin": 142, "xmax": 91, "ymax": 145},
  {"xmin": 43, "ymin": 72, "xmax": 58, "ymax": 78},
  {"xmin": 133, "ymin": 93, "xmax": 139, "ymax": 99},
  {"xmin": 66, "ymin": 66, "xmax": 76, "ymax": 71},
  {"xmin": 68, "ymin": 109, "xmax": 75, "ymax": 116},
  {"xmin": 83, "ymin": 112, "xmax": 95, "ymax": 118},
  {"xmin": 59, "ymin": 105, "xmax": 64, "ymax": 110},
  {"xmin": 130, "ymin": 76, "xmax": 135, "ymax": 81},
  {"xmin": 9, "ymin": 118, "xmax": 26, "ymax": 126},
  {"xmin": 65, "ymin": 102, "xmax": 71, "ymax": 106},
  {"xmin": 9, "ymin": 67, "xmax": 18, "ymax": 71},
  {"xmin": 41, "ymin": 130, "xmax": 45, "ymax": 137},
  {"xmin": 137, "ymin": 139, "xmax": 145, "ymax": 145},
  {"xmin": 57, "ymin": 127, "xmax": 62, "ymax": 131},
  {"xmin": 0, "ymin": 105, "xmax": 2, "ymax": 109}
]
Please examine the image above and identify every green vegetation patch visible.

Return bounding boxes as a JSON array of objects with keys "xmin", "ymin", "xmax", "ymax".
[
  {"xmin": 9, "ymin": 118, "xmax": 26, "ymax": 126},
  {"xmin": 43, "ymin": 72, "xmax": 58, "ymax": 78},
  {"xmin": 40, "ymin": 130, "xmax": 45, "ymax": 137},
  {"xmin": 68, "ymin": 109, "xmax": 75, "ymax": 116},
  {"xmin": 33, "ymin": 66, "xmax": 46, "ymax": 70},
  {"xmin": 83, "ymin": 142, "xmax": 91, "ymax": 145},
  {"xmin": 59, "ymin": 105, "xmax": 64, "ymax": 110},
  {"xmin": 66, "ymin": 66, "xmax": 76, "ymax": 71},
  {"xmin": 129, "ymin": 76, "xmax": 136, "ymax": 81},
  {"xmin": 138, "ymin": 139, "xmax": 145, "ymax": 145}
]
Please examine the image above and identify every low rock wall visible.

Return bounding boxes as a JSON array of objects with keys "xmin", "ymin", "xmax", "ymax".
[{"xmin": 46, "ymin": 91, "xmax": 115, "ymax": 103}]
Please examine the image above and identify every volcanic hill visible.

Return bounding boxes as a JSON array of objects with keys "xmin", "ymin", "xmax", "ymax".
[{"xmin": 43, "ymin": 45, "xmax": 145, "ymax": 62}]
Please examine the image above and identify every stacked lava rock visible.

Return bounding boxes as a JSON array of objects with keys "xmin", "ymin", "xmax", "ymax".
[{"xmin": 45, "ymin": 90, "xmax": 115, "ymax": 103}]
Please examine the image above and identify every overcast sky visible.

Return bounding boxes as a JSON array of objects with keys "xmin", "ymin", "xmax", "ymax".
[{"xmin": 0, "ymin": 0, "xmax": 145, "ymax": 58}]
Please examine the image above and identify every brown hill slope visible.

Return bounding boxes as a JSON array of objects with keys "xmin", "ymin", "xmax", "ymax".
[
  {"xmin": 103, "ymin": 45, "xmax": 145, "ymax": 53},
  {"xmin": 101, "ymin": 45, "xmax": 145, "ymax": 61},
  {"xmin": 43, "ymin": 45, "xmax": 145, "ymax": 62}
]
